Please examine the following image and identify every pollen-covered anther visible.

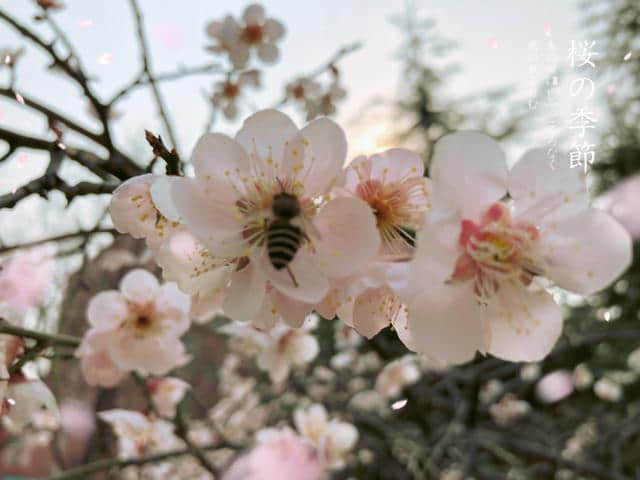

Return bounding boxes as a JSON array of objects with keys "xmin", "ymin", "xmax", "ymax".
[{"xmin": 448, "ymin": 202, "xmax": 543, "ymax": 302}]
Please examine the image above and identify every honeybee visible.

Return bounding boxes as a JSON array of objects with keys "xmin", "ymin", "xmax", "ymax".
[{"xmin": 267, "ymin": 187, "xmax": 304, "ymax": 287}]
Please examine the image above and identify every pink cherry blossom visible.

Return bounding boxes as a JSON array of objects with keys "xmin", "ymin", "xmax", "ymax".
[
  {"xmin": 536, "ymin": 370, "xmax": 574, "ymax": 403},
  {"xmin": 395, "ymin": 132, "xmax": 632, "ymax": 365},
  {"xmin": 109, "ymin": 174, "xmax": 180, "ymax": 252},
  {"xmin": 3, "ymin": 377, "xmax": 59, "ymax": 433},
  {"xmin": 147, "ymin": 377, "xmax": 190, "ymax": 418},
  {"xmin": 169, "ymin": 109, "xmax": 379, "ymax": 326},
  {"xmin": 206, "ymin": 4, "xmax": 285, "ymax": 69},
  {"xmin": 221, "ymin": 316, "xmax": 319, "ymax": 383},
  {"xmin": 211, "ymin": 70, "xmax": 261, "ymax": 120},
  {"xmin": 316, "ymin": 149, "xmax": 429, "ymax": 338},
  {"xmin": 0, "ymin": 247, "xmax": 53, "ymax": 312},
  {"xmin": 223, "ymin": 429, "xmax": 324, "ymax": 480},
  {"xmin": 293, "ymin": 403, "xmax": 358, "ymax": 470},
  {"xmin": 375, "ymin": 355, "xmax": 421, "ymax": 398},
  {"xmin": 77, "ymin": 269, "xmax": 191, "ymax": 383},
  {"xmin": 98, "ymin": 409, "xmax": 182, "ymax": 459},
  {"xmin": 597, "ymin": 173, "xmax": 640, "ymax": 239}
]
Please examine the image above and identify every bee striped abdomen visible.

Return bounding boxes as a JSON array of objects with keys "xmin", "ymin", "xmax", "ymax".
[{"xmin": 267, "ymin": 219, "xmax": 303, "ymax": 270}]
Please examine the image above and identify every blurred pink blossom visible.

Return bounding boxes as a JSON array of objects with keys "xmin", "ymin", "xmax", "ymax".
[
  {"xmin": 0, "ymin": 248, "xmax": 53, "ymax": 312},
  {"xmin": 597, "ymin": 174, "xmax": 640, "ymax": 239},
  {"xmin": 536, "ymin": 370, "xmax": 574, "ymax": 403},
  {"xmin": 223, "ymin": 430, "xmax": 324, "ymax": 480}
]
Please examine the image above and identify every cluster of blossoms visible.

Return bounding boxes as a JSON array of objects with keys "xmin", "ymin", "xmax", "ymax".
[
  {"xmin": 0, "ymin": 249, "xmax": 59, "ymax": 435},
  {"xmin": 286, "ymin": 73, "xmax": 348, "ymax": 121},
  {"xmin": 107, "ymin": 109, "xmax": 632, "ymax": 373},
  {"xmin": 76, "ymin": 269, "xmax": 191, "ymax": 386},
  {"xmin": 206, "ymin": 4, "xmax": 285, "ymax": 70}
]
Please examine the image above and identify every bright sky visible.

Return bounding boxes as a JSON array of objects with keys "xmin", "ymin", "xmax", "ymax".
[{"xmin": 0, "ymin": 0, "xmax": 588, "ymax": 242}]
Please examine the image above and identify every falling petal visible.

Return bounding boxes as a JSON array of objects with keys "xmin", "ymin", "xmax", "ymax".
[
  {"xmin": 98, "ymin": 52, "xmax": 113, "ymax": 65},
  {"xmin": 624, "ymin": 51, "xmax": 632, "ymax": 61},
  {"xmin": 488, "ymin": 36, "xmax": 498, "ymax": 49},
  {"xmin": 77, "ymin": 19, "xmax": 93, "ymax": 28},
  {"xmin": 543, "ymin": 20, "xmax": 552, "ymax": 36},
  {"xmin": 391, "ymin": 398, "xmax": 408, "ymax": 410}
]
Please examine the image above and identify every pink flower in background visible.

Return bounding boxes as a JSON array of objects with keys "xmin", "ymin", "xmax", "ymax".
[
  {"xmin": 597, "ymin": 173, "xmax": 640, "ymax": 239},
  {"xmin": 223, "ymin": 429, "xmax": 324, "ymax": 480},
  {"xmin": 211, "ymin": 69, "xmax": 261, "ymax": 120},
  {"xmin": 293, "ymin": 403, "xmax": 358, "ymax": 470},
  {"xmin": 221, "ymin": 316, "xmax": 319, "ymax": 382},
  {"xmin": 147, "ymin": 377, "xmax": 190, "ymax": 418},
  {"xmin": 168, "ymin": 109, "xmax": 379, "ymax": 326},
  {"xmin": 76, "ymin": 330, "xmax": 126, "ymax": 387},
  {"xmin": 98, "ymin": 409, "xmax": 181, "ymax": 459},
  {"xmin": 395, "ymin": 132, "xmax": 632, "ymax": 365},
  {"xmin": 536, "ymin": 370, "xmax": 574, "ymax": 403},
  {"xmin": 375, "ymin": 355, "xmax": 421, "ymax": 398},
  {"xmin": 3, "ymin": 378, "xmax": 59, "ymax": 433},
  {"xmin": 206, "ymin": 4, "xmax": 285, "ymax": 69},
  {"xmin": 77, "ymin": 269, "xmax": 191, "ymax": 381},
  {"xmin": 0, "ymin": 248, "xmax": 53, "ymax": 312}
]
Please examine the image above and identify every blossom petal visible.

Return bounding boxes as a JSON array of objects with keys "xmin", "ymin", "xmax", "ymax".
[
  {"xmin": 190, "ymin": 132, "xmax": 250, "ymax": 195},
  {"xmin": 243, "ymin": 4, "xmax": 265, "ymax": 25},
  {"xmin": 257, "ymin": 43, "xmax": 279, "ymax": 63},
  {"xmin": 430, "ymin": 131, "xmax": 507, "ymax": 219},
  {"xmin": 313, "ymin": 197, "xmax": 379, "ymax": 278},
  {"xmin": 264, "ymin": 19, "xmax": 285, "ymax": 41},
  {"xmin": 223, "ymin": 262, "xmax": 267, "ymax": 322},
  {"xmin": 298, "ymin": 117, "xmax": 348, "ymax": 196},
  {"xmin": 262, "ymin": 248, "xmax": 329, "ymax": 303},
  {"xmin": 405, "ymin": 282, "xmax": 486, "ymax": 365},
  {"xmin": 87, "ymin": 291, "xmax": 128, "ymax": 330},
  {"xmin": 235, "ymin": 109, "xmax": 299, "ymax": 176},
  {"xmin": 370, "ymin": 148, "xmax": 424, "ymax": 183},
  {"xmin": 487, "ymin": 285, "xmax": 563, "ymax": 362},
  {"xmin": 510, "ymin": 148, "xmax": 589, "ymax": 226},
  {"xmin": 171, "ymin": 177, "xmax": 245, "ymax": 257},
  {"xmin": 150, "ymin": 176, "xmax": 181, "ymax": 222},
  {"xmin": 346, "ymin": 287, "xmax": 393, "ymax": 338},
  {"xmin": 271, "ymin": 290, "xmax": 313, "ymax": 328},
  {"xmin": 119, "ymin": 269, "xmax": 159, "ymax": 304},
  {"xmin": 536, "ymin": 208, "xmax": 632, "ymax": 295}
]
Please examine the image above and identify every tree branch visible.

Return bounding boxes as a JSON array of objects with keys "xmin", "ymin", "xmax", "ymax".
[
  {"xmin": 0, "ymin": 320, "xmax": 80, "ymax": 348},
  {"xmin": 128, "ymin": 0, "xmax": 180, "ymax": 156},
  {"xmin": 109, "ymin": 62, "xmax": 222, "ymax": 106},
  {"xmin": 0, "ymin": 227, "xmax": 115, "ymax": 255},
  {"xmin": 0, "ymin": 174, "xmax": 117, "ymax": 210}
]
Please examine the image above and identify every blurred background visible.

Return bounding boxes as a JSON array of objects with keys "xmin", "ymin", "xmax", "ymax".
[{"xmin": 1, "ymin": 0, "xmax": 639, "ymax": 478}]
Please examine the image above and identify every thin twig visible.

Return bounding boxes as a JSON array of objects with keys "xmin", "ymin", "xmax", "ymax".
[
  {"xmin": 0, "ymin": 228, "xmax": 115, "ymax": 255},
  {"xmin": 0, "ymin": 320, "xmax": 80, "ymax": 348},
  {"xmin": 0, "ymin": 174, "xmax": 117, "ymax": 210},
  {"xmin": 109, "ymin": 62, "xmax": 222, "ymax": 106},
  {"xmin": 128, "ymin": 0, "xmax": 180, "ymax": 155}
]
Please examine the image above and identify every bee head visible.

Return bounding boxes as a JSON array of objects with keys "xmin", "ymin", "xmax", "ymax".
[{"xmin": 272, "ymin": 192, "xmax": 301, "ymax": 220}]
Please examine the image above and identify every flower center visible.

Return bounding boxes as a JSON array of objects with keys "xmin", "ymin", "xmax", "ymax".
[
  {"xmin": 448, "ymin": 203, "xmax": 542, "ymax": 302},
  {"xmin": 242, "ymin": 25, "xmax": 264, "ymax": 44},
  {"xmin": 355, "ymin": 179, "xmax": 421, "ymax": 253},
  {"xmin": 126, "ymin": 302, "xmax": 158, "ymax": 335},
  {"xmin": 223, "ymin": 82, "xmax": 240, "ymax": 99}
]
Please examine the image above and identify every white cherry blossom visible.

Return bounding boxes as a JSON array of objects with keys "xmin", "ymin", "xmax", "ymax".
[{"xmin": 395, "ymin": 132, "xmax": 632, "ymax": 365}]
